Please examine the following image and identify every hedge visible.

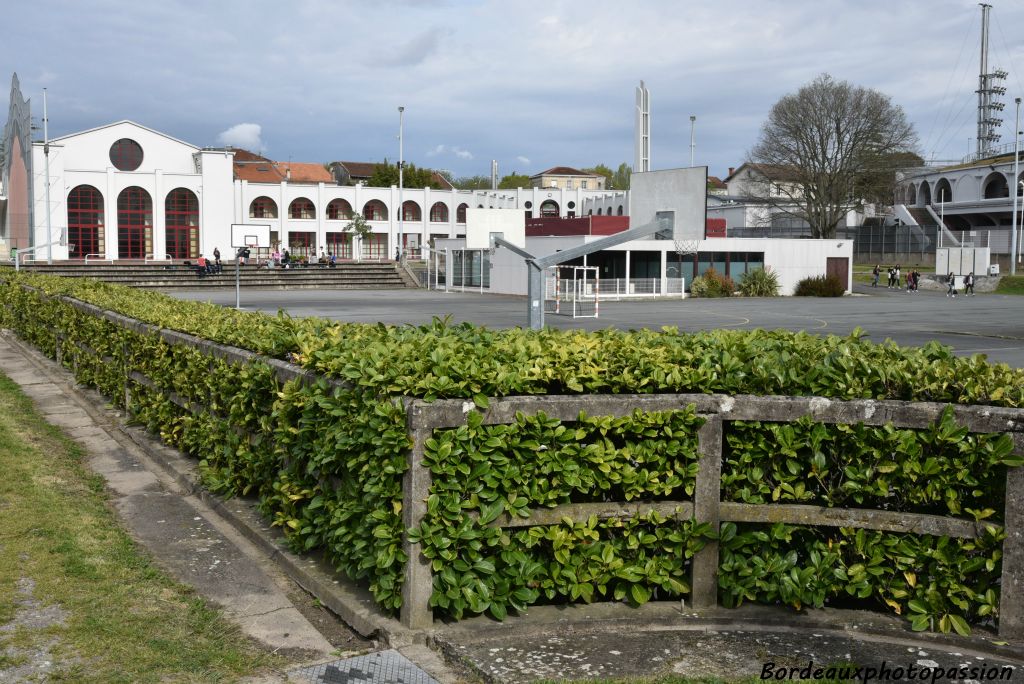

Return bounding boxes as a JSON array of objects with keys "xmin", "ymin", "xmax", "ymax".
[{"xmin": 2, "ymin": 272, "xmax": 1023, "ymax": 632}]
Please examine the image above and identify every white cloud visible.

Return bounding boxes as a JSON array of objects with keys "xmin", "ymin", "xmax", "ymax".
[
  {"xmin": 427, "ymin": 144, "xmax": 473, "ymax": 160},
  {"xmin": 217, "ymin": 123, "xmax": 264, "ymax": 152},
  {"xmin": 517, "ymin": 156, "xmax": 531, "ymax": 165}
]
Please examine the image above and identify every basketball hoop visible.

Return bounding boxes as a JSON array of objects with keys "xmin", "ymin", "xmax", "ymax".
[{"xmin": 673, "ymin": 239, "xmax": 699, "ymax": 256}]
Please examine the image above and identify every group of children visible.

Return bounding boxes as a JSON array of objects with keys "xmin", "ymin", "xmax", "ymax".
[
  {"xmin": 870, "ymin": 264, "xmax": 978, "ymax": 296},
  {"xmin": 871, "ymin": 264, "xmax": 922, "ymax": 292}
]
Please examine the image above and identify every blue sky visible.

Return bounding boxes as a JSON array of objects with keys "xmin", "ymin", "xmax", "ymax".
[{"xmin": 4, "ymin": 0, "xmax": 1023, "ymax": 180}]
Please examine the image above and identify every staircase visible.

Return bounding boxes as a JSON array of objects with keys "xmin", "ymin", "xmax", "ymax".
[{"xmin": 2, "ymin": 261, "xmax": 415, "ymax": 290}]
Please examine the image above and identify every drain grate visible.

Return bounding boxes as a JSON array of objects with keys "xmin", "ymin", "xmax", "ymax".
[{"xmin": 291, "ymin": 649, "xmax": 439, "ymax": 684}]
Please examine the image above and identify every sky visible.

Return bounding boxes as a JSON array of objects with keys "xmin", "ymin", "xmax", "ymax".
[{"xmin": 3, "ymin": 0, "xmax": 1024, "ymax": 182}]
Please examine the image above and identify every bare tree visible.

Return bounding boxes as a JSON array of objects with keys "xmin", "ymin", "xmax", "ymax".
[{"xmin": 747, "ymin": 74, "xmax": 917, "ymax": 238}]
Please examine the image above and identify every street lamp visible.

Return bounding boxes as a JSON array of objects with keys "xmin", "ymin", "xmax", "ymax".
[
  {"xmin": 689, "ymin": 115, "xmax": 696, "ymax": 168},
  {"xmin": 398, "ymin": 106, "xmax": 405, "ymax": 262},
  {"xmin": 1011, "ymin": 97, "xmax": 1020, "ymax": 276}
]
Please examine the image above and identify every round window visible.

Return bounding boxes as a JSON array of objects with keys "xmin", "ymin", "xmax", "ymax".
[
  {"xmin": 524, "ymin": 201, "xmax": 533, "ymax": 209},
  {"xmin": 109, "ymin": 138, "xmax": 143, "ymax": 171},
  {"xmin": 568, "ymin": 201, "xmax": 576, "ymax": 209}
]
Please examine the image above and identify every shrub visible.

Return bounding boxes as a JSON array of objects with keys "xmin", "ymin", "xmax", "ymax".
[
  {"xmin": 794, "ymin": 274, "xmax": 845, "ymax": 297},
  {"xmin": 690, "ymin": 267, "xmax": 734, "ymax": 298},
  {"xmin": 737, "ymin": 267, "xmax": 780, "ymax": 297}
]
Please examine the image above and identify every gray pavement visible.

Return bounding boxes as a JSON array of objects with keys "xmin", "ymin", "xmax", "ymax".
[{"xmin": 168, "ymin": 283, "xmax": 1024, "ymax": 367}]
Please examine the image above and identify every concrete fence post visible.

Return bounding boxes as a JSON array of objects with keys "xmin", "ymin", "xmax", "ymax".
[
  {"xmin": 400, "ymin": 401, "xmax": 435, "ymax": 630},
  {"xmin": 122, "ymin": 339, "xmax": 131, "ymax": 412},
  {"xmin": 1000, "ymin": 466, "xmax": 1024, "ymax": 638},
  {"xmin": 690, "ymin": 415, "xmax": 724, "ymax": 609}
]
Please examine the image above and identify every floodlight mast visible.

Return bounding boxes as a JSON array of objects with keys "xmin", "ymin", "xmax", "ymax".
[{"xmin": 491, "ymin": 214, "xmax": 674, "ymax": 329}]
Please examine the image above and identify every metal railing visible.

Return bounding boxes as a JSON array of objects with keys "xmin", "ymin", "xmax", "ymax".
[{"xmin": 84, "ymin": 254, "xmax": 113, "ymax": 264}]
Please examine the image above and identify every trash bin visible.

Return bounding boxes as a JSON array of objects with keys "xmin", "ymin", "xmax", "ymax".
[{"xmin": 989, "ymin": 264, "xmax": 1000, "ymax": 276}]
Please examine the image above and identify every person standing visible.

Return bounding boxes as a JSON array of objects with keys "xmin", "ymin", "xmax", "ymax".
[
  {"xmin": 894, "ymin": 264, "xmax": 901, "ymax": 290},
  {"xmin": 946, "ymin": 271, "xmax": 957, "ymax": 298},
  {"xmin": 213, "ymin": 247, "xmax": 221, "ymax": 274},
  {"xmin": 964, "ymin": 271, "xmax": 975, "ymax": 296},
  {"xmin": 871, "ymin": 264, "xmax": 880, "ymax": 287}
]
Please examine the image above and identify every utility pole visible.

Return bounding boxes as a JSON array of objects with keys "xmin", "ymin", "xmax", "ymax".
[
  {"xmin": 398, "ymin": 106, "xmax": 405, "ymax": 262},
  {"xmin": 1012, "ymin": 97, "xmax": 1020, "ymax": 275},
  {"xmin": 43, "ymin": 88, "xmax": 52, "ymax": 264}
]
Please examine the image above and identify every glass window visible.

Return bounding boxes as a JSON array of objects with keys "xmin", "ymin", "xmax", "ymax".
[{"xmin": 109, "ymin": 139, "xmax": 143, "ymax": 171}]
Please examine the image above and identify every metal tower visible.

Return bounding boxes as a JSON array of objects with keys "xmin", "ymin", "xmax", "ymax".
[{"xmin": 977, "ymin": 3, "xmax": 1007, "ymax": 157}]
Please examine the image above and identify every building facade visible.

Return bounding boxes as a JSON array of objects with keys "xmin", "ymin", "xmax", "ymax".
[{"xmin": 20, "ymin": 118, "xmax": 625, "ymax": 262}]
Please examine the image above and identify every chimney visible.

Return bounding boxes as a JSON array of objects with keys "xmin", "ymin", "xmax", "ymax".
[
  {"xmin": 285, "ymin": 167, "xmax": 291, "ymax": 181},
  {"xmin": 728, "ymin": 167, "xmax": 735, "ymax": 177}
]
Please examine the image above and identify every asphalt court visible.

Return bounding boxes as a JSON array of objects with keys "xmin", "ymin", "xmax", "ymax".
[{"xmin": 168, "ymin": 283, "xmax": 1024, "ymax": 367}]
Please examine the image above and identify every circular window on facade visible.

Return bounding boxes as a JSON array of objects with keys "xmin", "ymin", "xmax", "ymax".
[
  {"xmin": 524, "ymin": 201, "xmax": 533, "ymax": 209},
  {"xmin": 109, "ymin": 138, "xmax": 143, "ymax": 171},
  {"xmin": 568, "ymin": 201, "xmax": 576, "ymax": 209}
]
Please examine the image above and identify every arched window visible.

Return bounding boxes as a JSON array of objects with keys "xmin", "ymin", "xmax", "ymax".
[
  {"xmin": 456, "ymin": 203, "xmax": 468, "ymax": 223},
  {"xmin": 289, "ymin": 197, "xmax": 315, "ymax": 219},
  {"xmin": 326, "ymin": 199, "xmax": 353, "ymax": 220},
  {"xmin": 249, "ymin": 196, "xmax": 278, "ymax": 219},
  {"xmin": 934, "ymin": 178, "xmax": 953, "ymax": 204},
  {"xmin": 363, "ymin": 200, "xmax": 388, "ymax": 221},
  {"xmin": 67, "ymin": 185, "xmax": 104, "ymax": 259},
  {"xmin": 918, "ymin": 183, "xmax": 932, "ymax": 206},
  {"xmin": 165, "ymin": 188, "xmax": 199, "ymax": 259},
  {"xmin": 596, "ymin": 208, "xmax": 603, "ymax": 216},
  {"xmin": 117, "ymin": 186, "xmax": 153, "ymax": 259},
  {"xmin": 429, "ymin": 202, "xmax": 449, "ymax": 222},
  {"xmin": 540, "ymin": 200, "xmax": 559, "ymax": 217},
  {"xmin": 587, "ymin": 209, "xmax": 593, "ymax": 216},
  {"xmin": 401, "ymin": 200, "xmax": 421, "ymax": 222},
  {"xmin": 617, "ymin": 205, "xmax": 624, "ymax": 216},
  {"xmin": 983, "ymin": 172, "xmax": 1009, "ymax": 199}
]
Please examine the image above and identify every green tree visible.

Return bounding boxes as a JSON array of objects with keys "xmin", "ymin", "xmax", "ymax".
[
  {"xmin": 343, "ymin": 213, "xmax": 374, "ymax": 261},
  {"xmin": 498, "ymin": 172, "xmax": 531, "ymax": 189},
  {"xmin": 454, "ymin": 175, "xmax": 492, "ymax": 190},
  {"xmin": 749, "ymin": 73, "xmax": 917, "ymax": 238},
  {"xmin": 583, "ymin": 164, "xmax": 614, "ymax": 188},
  {"xmin": 368, "ymin": 160, "xmax": 444, "ymax": 189},
  {"xmin": 612, "ymin": 163, "xmax": 631, "ymax": 190}
]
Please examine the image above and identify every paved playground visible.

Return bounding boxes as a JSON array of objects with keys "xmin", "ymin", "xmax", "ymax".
[{"xmin": 169, "ymin": 283, "xmax": 1024, "ymax": 367}]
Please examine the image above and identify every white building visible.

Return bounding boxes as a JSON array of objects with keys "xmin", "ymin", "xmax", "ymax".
[
  {"xmin": 17, "ymin": 117, "xmax": 627, "ymax": 262},
  {"xmin": 436, "ymin": 234, "xmax": 853, "ymax": 297}
]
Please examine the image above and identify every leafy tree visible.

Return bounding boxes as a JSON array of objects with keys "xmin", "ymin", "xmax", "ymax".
[
  {"xmin": 748, "ymin": 73, "xmax": 917, "ymax": 238},
  {"xmin": 498, "ymin": 172, "xmax": 531, "ymax": 189},
  {"xmin": 343, "ymin": 213, "xmax": 374, "ymax": 261},
  {"xmin": 453, "ymin": 175, "xmax": 492, "ymax": 190},
  {"xmin": 583, "ymin": 164, "xmax": 614, "ymax": 187},
  {"xmin": 368, "ymin": 160, "xmax": 444, "ymax": 189},
  {"xmin": 612, "ymin": 163, "xmax": 631, "ymax": 190}
]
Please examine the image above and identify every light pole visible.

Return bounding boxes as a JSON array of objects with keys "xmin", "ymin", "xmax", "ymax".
[
  {"xmin": 43, "ymin": 88, "xmax": 52, "ymax": 264},
  {"xmin": 398, "ymin": 106, "xmax": 405, "ymax": 262},
  {"xmin": 1012, "ymin": 97, "xmax": 1020, "ymax": 275},
  {"xmin": 689, "ymin": 115, "xmax": 696, "ymax": 167}
]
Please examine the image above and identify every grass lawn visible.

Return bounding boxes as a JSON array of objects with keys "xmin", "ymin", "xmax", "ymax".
[
  {"xmin": 0, "ymin": 373, "xmax": 283, "ymax": 682},
  {"xmin": 996, "ymin": 276, "xmax": 1024, "ymax": 294}
]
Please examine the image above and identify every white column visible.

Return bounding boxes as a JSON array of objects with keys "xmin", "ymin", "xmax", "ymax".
[
  {"xmin": 153, "ymin": 170, "xmax": 164, "ymax": 259},
  {"xmin": 317, "ymin": 182, "xmax": 325, "ymax": 254},
  {"xmin": 624, "ymin": 249, "xmax": 631, "ymax": 292},
  {"xmin": 105, "ymin": 168, "xmax": 117, "ymax": 260},
  {"xmin": 660, "ymin": 248, "xmax": 668, "ymax": 294},
  {"xmin": 389, "ymin": 185, "xmax": 397, "ymax": 258},
  {"xmin": 279, "ymin": 180, "xmax": 288, "ymax": 248}
]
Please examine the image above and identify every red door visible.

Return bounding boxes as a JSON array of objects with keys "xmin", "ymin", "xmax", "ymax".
[{"xmin": 826, "ymin": 257, "xmax": 849, "ymax": 291}]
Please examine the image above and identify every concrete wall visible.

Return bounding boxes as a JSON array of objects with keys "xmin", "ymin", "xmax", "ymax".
[{"xmin": 629, "ymin": 167, "xmax": 707, "ymax": 240}]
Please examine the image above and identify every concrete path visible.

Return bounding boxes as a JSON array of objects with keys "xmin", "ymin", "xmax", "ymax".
[{"xmin": 0, "ymin": 333, "xmax": 334, "ymax": 653}]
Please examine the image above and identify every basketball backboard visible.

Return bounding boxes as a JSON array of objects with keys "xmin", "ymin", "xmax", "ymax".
[
  {"xmin": 231, "ymin": 223, "xmax": 271, "ymax": 249},
  {"xmin": 629, "ymin": 167, "xmax": 706, "ymax": 241},
  {"xmin": 465, "ymin": 208, "xmax": 526, "ymax": 250}
]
